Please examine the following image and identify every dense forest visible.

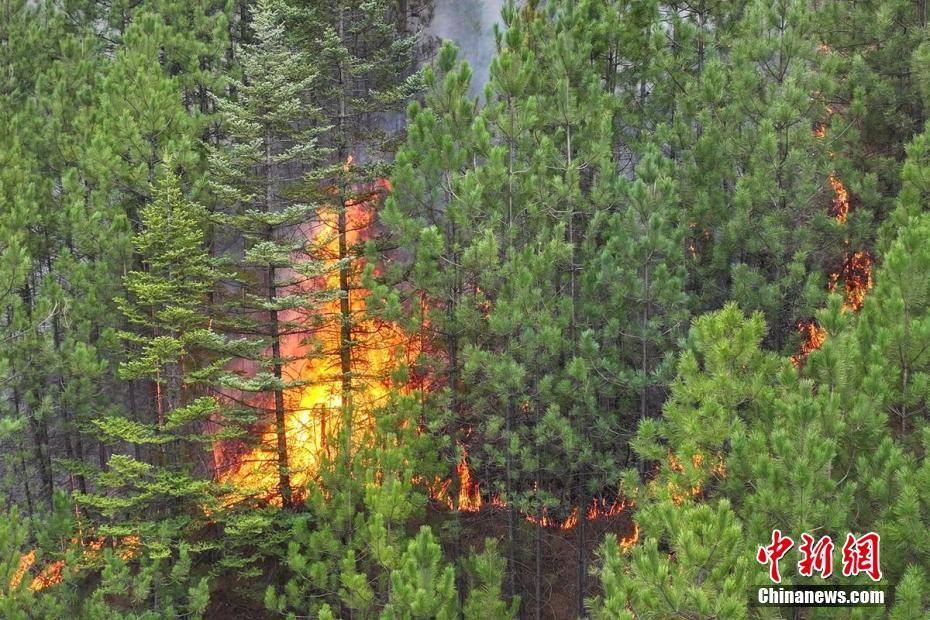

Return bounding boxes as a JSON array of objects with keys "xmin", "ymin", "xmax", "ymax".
[{"xmin": 3, "ymin": 0, "xmax": 930, "ymax": 617}]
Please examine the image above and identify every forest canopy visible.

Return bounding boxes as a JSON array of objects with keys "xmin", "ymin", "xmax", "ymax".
[{"xmin": 2, "ymin": 0, "xmax": 930, "ymax": 618}]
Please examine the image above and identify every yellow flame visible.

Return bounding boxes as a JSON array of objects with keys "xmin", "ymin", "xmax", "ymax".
[{"xmin": 220, "ymin": 178, "xmax": 417, "ymax": 502}]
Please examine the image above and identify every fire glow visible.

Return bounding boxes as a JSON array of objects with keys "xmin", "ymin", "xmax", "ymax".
[
  {"xmin": 793, "ymin": 121, "xmax": 874, "ymax": 365},
  {"xmin": 10, "ymin": 536, "xmax": 139, "ymax": 594},
  {"xmin": 427, "ymin": 450, "xmax": 633, "ymax": 533},
  {"xmin": 213, "ymin": 161, "xmax": 636, "ymax": 545},
  {"xmin": 218, "ymin": 173, "xmax": 418, "ymax": 502}
]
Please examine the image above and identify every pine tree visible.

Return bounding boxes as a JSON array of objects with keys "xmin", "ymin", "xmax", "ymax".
[
  {"xmin": 461, "ymin": 539, "xmax": 520, "ymax": 620},
  {"xmin": 83, "ymin": 543, "xmax": 212, "ymax": 619},
  {"xmin": 381, "ymin": 526, "xmax": 459, "ymax": 620},
  {"xmin": 0, "ymin": 505, "xmax": 73, "ymax": 619},
  {"xmin": 820, "ymin": 0, "xmax": 929, "ymax": 224},
  {"xmin": 282, "ymin": 0, "xmax": 428, "ymax": 475},
  {"xmin": 263, "ymin": 394, "xmax": 447, "ymax": 617},
  {"xmin": 383, "ymin": 4, "xmax": 693, "ymax": 612},
  {"xmin": 209, "ymin": 0, "xmax": 329, "ymax": 507},
  {"xmin": 579, "ymin": 145, "xmax": 689, "ymax": 469},
  {"xmin": 674, "ymin": 0, "xmax": 846, "ymax": 349}
]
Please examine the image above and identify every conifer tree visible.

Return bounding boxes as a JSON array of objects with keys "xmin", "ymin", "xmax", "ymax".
[
  {"xmin": 77, "ymin": 163, "xmax": 235, "ymax": 537},
  {"xmin": 263, "ymin": 394, "xmax": 449, "ymax": 617},
  {"xmin": 674, "ymin": 0, "xmax": 846, "ymax": 349},
  {"xmin": 283, "ymin": 0, "xmax": 428, "ymax": 474},
  {"xmin": 209, "ymin": 0, "xmax": 329, "ymax": 507}
]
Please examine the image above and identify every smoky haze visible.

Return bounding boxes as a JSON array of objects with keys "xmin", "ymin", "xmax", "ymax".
[{"xmin": 430, "ymin": 0, "xmax": 505, "ymax": 94}]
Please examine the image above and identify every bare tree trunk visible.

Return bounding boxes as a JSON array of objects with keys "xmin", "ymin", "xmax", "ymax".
[
  {"xmin": 338, "ymin": 191, "xmax": 353, "ymax": 459},
  {"xmin": 19, "ymin": 453, "xmax": 34, "ymax": 517},
  {"xmin": 577, "ymin": 484, "xmax": 588, "ymax": 617},
  {"xmin": 267, "ymin": 130, "xmax": 292, "ymax": 508},
  {"xmin": 336, "ymin": 4, "xmax": 355, "ymax": 469}
]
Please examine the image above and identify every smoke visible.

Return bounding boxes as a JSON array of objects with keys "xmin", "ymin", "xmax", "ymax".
[{"xmin": 429, "ymin": 0, "xmax": 505, "ymax": 94}]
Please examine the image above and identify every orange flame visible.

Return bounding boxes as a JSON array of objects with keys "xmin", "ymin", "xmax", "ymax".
[
  {"xmin": 11, "ymin": 535, "xmax": 140, "ymax": 593},
  {"xmin": 524, "ymin": 497, "xmax": 630, "ymax": 531},
  {"xmin": 829, "ymin": 251, "xmax": 873, "ymax": 312},
  {"xmin": 619, "ymin": 522, "xmax": 640, "ymax": 551},
  {"xmin": 790, "ymin": 118, "xmax": 869, "ymax": 369},
  {"xmin": 828, "ymin": 174, "xmax": 850, "ymax": 224},
  {"xmin": 791, "ymin": 319, "xmax": 828, "ymax": 367},
  {"xmin": 219, "ymin": 176, "xmax": 419, "ymax": 502},
  {"xmin": 456, "ymin": 451, "xmax": 483, "ymax": 512},
  {"xmin": 10, "ymin": 550, "xmax": 35, "ymax": 591},
  {"xmin": 434, "ymin": 451, "xmax": 630, "ymax": 530},
  {"xmin": 11, "ymin": 550, "xmax": 64, "ymax": 593}
]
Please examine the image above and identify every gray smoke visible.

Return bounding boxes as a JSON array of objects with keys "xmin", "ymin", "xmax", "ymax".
[{"xmin": 429, "ymin": 0, "xmax": 505, "ymax": 94}]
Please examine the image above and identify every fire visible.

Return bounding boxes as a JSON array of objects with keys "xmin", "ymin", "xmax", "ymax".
[
  {"xmin": 28, "ymin": 561, "xmax": 64, "ymax": 592},
  {"xmin": 435, "ymin": 450, "xmax": 630, "ymax": 529},
  {"xmin": 11, "ymin": 550, "xmax": 64, "ymax": 593},
  {"xmin": 10, "ymin": 550, "xmax": 35, "ymax": 591},
  {"xmin": 219, "ymin": 174, "xmax": 419, "ymax": 502},
  {"xmin": 619, "ymin": 522, "xmax": 640, "ymax": 551},
  {"xmin": 10, "ymin": 535, "xmax": 139, "ymax": 594},
  {"xmin": 791, "ymin": 319, "xmax": 828, "ymax": 367},
  {"xmin": 828, "ymin": 174, "xmax": 850, "ymax": 224},
  {"xmin": 455, "ymin": 450, "xmax": 483, "ymax": 512},
  {"xmin": 829, "ymin": 251, "xmax": 873, "ymax": 312},
  {"xmin": 524, "ymin": 497, "xmax": 629, "ymax": 531},
  {"xmin": 790, "ymin": 114, "xmax": 870, "ymax": 366}
]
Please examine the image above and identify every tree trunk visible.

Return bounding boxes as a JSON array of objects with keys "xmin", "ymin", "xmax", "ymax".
[
  {"xmin": 267, "ymin": 130, "xmax": 292, "ymax": 508},
  {"xmin": 506, "ymin": 397, "xmax": 517, "ymax": 602},
  {"xmin": 577, "ymin": 484, "xmax": 588, "ymax": 617}
]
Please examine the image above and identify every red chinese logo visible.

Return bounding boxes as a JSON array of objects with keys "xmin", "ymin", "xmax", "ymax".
[
  {"xmin": 757, "ymin": 529, "xmax": 794, "ymax": 583},
  {"xmin": 758, "ymin": 530, "xmax": 881, "ymax": 583},
  {"xmin": 842, "ymin": 532, "xmax": 882, "ymax": 582},
  {"xmin": 798, "ymin": 533, "xmax": 834, "ymax": 578}
]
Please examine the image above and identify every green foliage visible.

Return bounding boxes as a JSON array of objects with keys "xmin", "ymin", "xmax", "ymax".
[
  {"xmin": 6, "ymin": 0, "xmax": 930, "ymax": 618},
  {"xmin": 590, "ymin": 503, "xmax": 749, "ymax": 620},
  {"xmin": 461, "ymin": 539, "xmax": 520, "ymax": 620},
  {"xmin": 77, "ymin": 164, "xmax": 232, "ymax": 540},
  {"xmin": 82, "ymin": 543, "xmax": 211, "ymax": 620},
  {"xmin": 263, "ymin": 394, "xmax": 449, "ymax": 617},
  {"xmin": 381, "ymin": 527, "xmax": 458, "ymax": 620}
]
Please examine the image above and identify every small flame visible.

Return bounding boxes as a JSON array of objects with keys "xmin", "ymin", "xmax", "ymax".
[
  {"xmin": 829, "ymin": 251, "xmax": 873, "ymax": 312},
  {"xmin": 10, "ymin": 550, "xmax": 35, "ymax": 590},
  {"xmin": 791, "ymin": 319, "xmax": 828, "ymax": 367},
  {"xmin": 525, "ymin": 497, "xmax": 629, "ymax": 531},
  {"xmin": 456, "ymin": 450, "xmax": 483, "ymax": 512},
  {"xmin": 29, "ymin": 561, "xmax": 64, "ymax": 592},
  {"xmin": 435, "ymin": 452, "xmax": 630, "ymax": 530},
  {"xmin": 619, "ymin": 523, "xmax": 640, "ymax": 551},
  {"xmin": 828, "ymin": 174, "xmax": 850, "ymax": 224}
]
